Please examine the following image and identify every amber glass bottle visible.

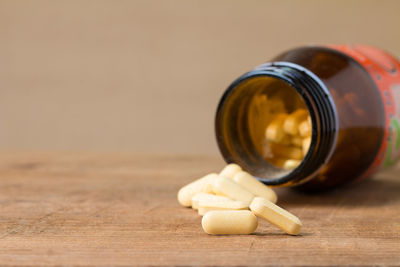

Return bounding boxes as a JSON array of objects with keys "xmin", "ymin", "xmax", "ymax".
[{"xmin": 215, "ymin": 45, "xmax": 400, "ymax": 192}]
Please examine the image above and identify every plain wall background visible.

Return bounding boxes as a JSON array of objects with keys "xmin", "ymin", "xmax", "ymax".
[{"xmin": 1, "ymin": 0, "xmax": 400, "ymax": 155}]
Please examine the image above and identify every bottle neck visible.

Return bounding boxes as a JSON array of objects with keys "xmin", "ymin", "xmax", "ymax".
[{"xmin": 215, "ymin": 62, "xmax": 338, "ymax": 187}]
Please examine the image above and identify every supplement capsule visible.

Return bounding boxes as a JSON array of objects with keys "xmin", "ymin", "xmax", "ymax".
[
  {"xmin": 283, "ymin": 109, "xmax": 309, "ymax": 136},
  {"xmin": 201, "ymin": 210, "xmax": 258, "ymax": 235},
  {"xmin": 232, "ymin": 171, "xmax": 277, "ymax": 203},
  {"xmin": 250, "ymin": 197, "xmax": 302, "ymax": 235},
  {"xmin": 219, "ymin": 163, "xmax": 242, "ymax": 179},
  {"xmin": 302, "ymin": 137, "xmax": 311, "ymax": 156},
  {"xmin": 198, "ymin": 199, "xmax": 248, "ymax": 216},
  {"xmin": 270, "ymin": 142, "xmax": 303, "ymax": 160},
  {"xmin": 266, "ymin": 157, "xmax": 287, "ymax": 168},
  {"xmin": 291, "ymin": 136, "xmax": 303, "ymax": 147},
  {"xmin": 191, "ymin": 193, "xmax": 233, "ymax": 210},
  {"xmin": 265, "ymin": 113, "xmax": 290, "ymax": 144},
  {"xmin": 177, "ymin": 173, "xmax": 217, "ymax": 207},
  {"xmin": 212, "ymin": 176, "xmax": 254, "ymax": 206},
  {"xmin": 283, "ymin": 159, "xmax": 301, "ymax": 170},
  {"xmin": 298, "ymin": 117, "xmax": 312, "ymax": 137}
]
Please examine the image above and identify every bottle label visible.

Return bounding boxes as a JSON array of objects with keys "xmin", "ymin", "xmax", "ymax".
[{"xmin": 326, "ymin": 45, "xmax": 400, "ymax": 178}]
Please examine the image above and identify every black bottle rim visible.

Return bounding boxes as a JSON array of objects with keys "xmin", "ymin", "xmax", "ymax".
[{"xmin": 215, "ymin": 62, "xmax": 338, "ymax": 186}]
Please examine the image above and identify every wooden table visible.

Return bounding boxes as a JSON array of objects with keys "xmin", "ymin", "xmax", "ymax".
[{"xmin": 0, "ymin": 152, "xmax": 399, "ymax": 266}]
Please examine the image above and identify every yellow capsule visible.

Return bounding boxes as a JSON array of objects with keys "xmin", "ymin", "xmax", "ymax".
[
  {"xmin": 302, "ymin": 137, "xmax": 311, "ymax": 156},
  {"xmin": 283, "ymin": 159, "xmax": 301, "ymax": 170},
  {"xmin": 198, "ymin": 199, "xmax": 248, "ymax": 216},
  {"xmin": 212, "ymin": 176, "xmax": 254, "ymax": 206},
  {"xmin": 191, "ymin": 193, "xmax": 232, "ymax": 210},
  {"xmin": 177, "ymin": 173, "xmax": 216, "ymax": 207},
  {"xmin": 291, "ymin": 136, "xmax": 303, "ymax": 147},
  {"xmin": 250, "ymin": 197, "xmax": 302, "ymax": 235},
  {"xmin": 269, "ymin": 143, "xmax": 303, "ymax": 160},
  {"xmin": 283, "ymin": 109, "xmax": 309, "ymax": 135},
  {"xmin": 232, "ymin": 171, "xmax": 277, "ymax": 203},
  {"xmin": 278, "ymin": 134, "xmax": 292, "ymax": 146},
  {"xmin": 298, "ymin": 117, "xmax": 312, "ymax": 137},
  {"xmin": 202, "ymin": 210, "xmax": 258, "ymax": 235},
  {"xmin": 266, "ymin": 157, "xmax": 287, "ymax": 168},
  {"xmin": 265, "ymin": 113, "xmax": 289, "ymax": 144},
  {"xmin": 219, "ymin": 163, "xmax": 242, "ymax": 179}
]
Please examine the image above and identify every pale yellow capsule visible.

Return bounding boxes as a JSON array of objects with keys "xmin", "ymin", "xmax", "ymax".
[
  {"xmin": 198, "ymin": 199, "xmax": 248, "ymax": 216},
  {"xmin": 177, "ymin": 173, "xmax": 216, "ymax": 207},
  {"xmin": 269, "ymin": 143, "xmax": 303, "ymax": 160},
  {"xmin": 212, "ymin": 176, "xmax": 254, "ymax": 206},
  {"xmin": 298, "ymin": 118, "xmax": 312, "ymax": 137},
  {"xmin": 266, "ymin": 157, "xmax": 287, "ymax": 168},
  {"xmin": 291, "ymin": 136, "xmax": 303, "ymax": 147},
  {"xmin": 302, "ymin": 137, "xmax": 311, "ymax": 156},
  {"xmin": 283, "ymin": 109, "xmax": 309, "ymax": 135},
  {"xmin": 265, "ymin": 113, "xmax": 289, "ymax": 144},
  {"xmin": 219, "ymin": 163, "xmax": 242, "ymax": 179},
  {"xmin": 283, "ymin": 159, "xmax": 301, "ymax": 170},
  {"xmin": 202, "ymin": 210, "xmax": 258, "ymax": 235},
  {"xmin": 250, "ymin": 197, "xmax": 302, "ymax": 235},
  {"xmin": 280, "ymin": 135, "xmax": 292, "ymax": 146},
  {"xmin": 232, "ymin": 171, "xmax": 277, "ymax": 203},
  {"xmin": 191, "ymin": 193, "xmax": 233, "ymax": 210}
]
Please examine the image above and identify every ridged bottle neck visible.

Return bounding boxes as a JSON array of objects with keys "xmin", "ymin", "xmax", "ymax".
[
  {"xmin": 259, "ymin": 62, "xmax": 337, "ymax": 186},
  {"xmin": 215, "ymin": 62, "xmax": 338, "ymax": 186}
]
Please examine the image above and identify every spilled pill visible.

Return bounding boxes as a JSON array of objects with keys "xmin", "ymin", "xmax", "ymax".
[
  {"xmin": 177, "ymin": 173, "xmax": 217, "ymax": 207},
  {"xmin": 191, "ymin": 193, "xmax": 233, "ymax": 210},
  {"xmin": 250, "ymin": 197, "xmax": 302, "ymax": 235},
  {"xmin": 212, "ymin": 175, "xmax": 255, "ymax": 206},
  {"xmin": 202, "ymin": 210, "xmax": 258, "ymax": 235},
  {"xmin": 219, "ymin": 163, "xmax": 242, "ymax": 179},
  {"xmin": 232, "ymin": 171, "xmax": 277, "ymax": 203},
  {"xmin": 198, "ymin": 199, "xmax": 248, "ymax": 216}
]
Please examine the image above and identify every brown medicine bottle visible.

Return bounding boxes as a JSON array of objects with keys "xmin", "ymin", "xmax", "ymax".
[{"xmin": 215, "ymin": 45, "xmax": 400, "ymax": 192}]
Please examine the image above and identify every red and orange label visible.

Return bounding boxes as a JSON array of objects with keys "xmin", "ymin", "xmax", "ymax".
[{"xmin": 326, "ymin": 45, "xmax": 400, "ymax": 178}]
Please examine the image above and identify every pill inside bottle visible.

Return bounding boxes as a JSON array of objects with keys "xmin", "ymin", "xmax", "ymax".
[{"xmin": 216, "ymin": 76, "xmax": 313, "ymax": 186}]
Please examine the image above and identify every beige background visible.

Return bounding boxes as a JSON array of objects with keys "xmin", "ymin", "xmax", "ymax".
[{"xmin": 1, "ymin": 0, "xmax": 399, "ymax": 155}]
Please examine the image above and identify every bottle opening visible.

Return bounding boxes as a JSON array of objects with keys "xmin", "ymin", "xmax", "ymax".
[
  {"xmin": 216, "ymin": 74, "xmax": 312, "ymax": 181},
  {"xmin": 216, "ymin": 63, "xmax": 338, "ymax": 187}
]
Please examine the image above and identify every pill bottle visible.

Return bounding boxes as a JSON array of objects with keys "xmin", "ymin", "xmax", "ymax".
[{"xmin": 215, "ymin": 45, "xmax": 400, "ymax": 192}]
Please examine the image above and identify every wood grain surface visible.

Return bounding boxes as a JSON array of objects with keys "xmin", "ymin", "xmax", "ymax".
[{"xmin": 0, "ymin": 152, "xmax": 399, "ymax": 266}]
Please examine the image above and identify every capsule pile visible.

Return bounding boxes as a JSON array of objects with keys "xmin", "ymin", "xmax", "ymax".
[
  {"xmin": 177, "ymin": 164, "xmax": 303, "ymax": 235},
  {"xmin": 265, "ymin": 108, "xmax": 312, "ymax": 170}
]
